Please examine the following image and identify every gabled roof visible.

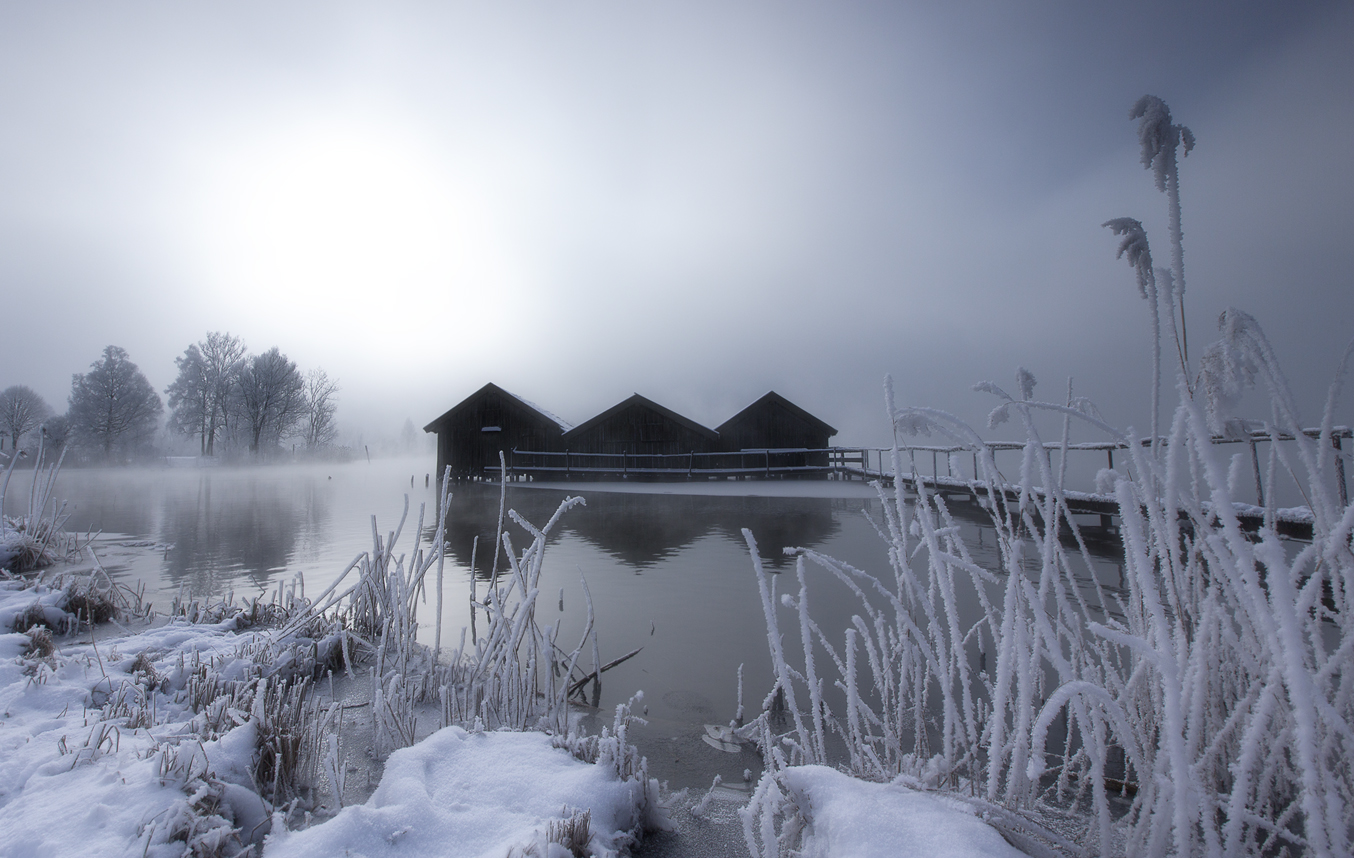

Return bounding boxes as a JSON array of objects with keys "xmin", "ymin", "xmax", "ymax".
[
  {"xmin": 563, "ymin": 393, "xmax": 720, "ymax": 442},
  {"xmin": 423, "ymin": 383, "xmax": 573, "ymax": 433},
  {"xmin": 716, "ymin": 391, "xmax": 838, "ymax": 437},
  {"xmin": 505, "ymin": 392, "xmax": 573, "ymax": 432}
]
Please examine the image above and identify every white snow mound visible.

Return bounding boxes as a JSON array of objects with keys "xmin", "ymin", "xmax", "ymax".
[
  {"xmin": 779, "ymin": 766, "xmax": 1028, "ymax": 858},
  {"xmin": 265, "ymin": 726, "xmax": 650, "ymax": 858}
]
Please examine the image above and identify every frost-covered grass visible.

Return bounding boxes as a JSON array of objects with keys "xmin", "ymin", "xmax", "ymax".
[
  {"xmin": 0, "ymin": 466, "xmax": 663, "ymax": 857},
  {"xmin": 741, "ymin": 97, "xmax": 1354, "ymax": 858},
  {"xmin": 0, "ymin": 577, "xmax": 312, "ymax": 856},
  {"xmin": 0, "ymin": 434, "xmax": 83, "ymax": 574}
]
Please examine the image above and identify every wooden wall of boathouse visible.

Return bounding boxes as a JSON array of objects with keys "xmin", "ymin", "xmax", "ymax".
[
  {"xmin": 717, "ymin": 391, "xmax": 837, "ymax": 456},
  {"xmin": 562, "ymin": 394, "xmax": 720, "ymax": 457},
  {"xmin": 423, "ymin": 383, "xmax": 569, "ymax": 479}
]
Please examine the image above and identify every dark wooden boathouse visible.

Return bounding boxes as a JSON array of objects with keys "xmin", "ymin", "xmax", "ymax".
[
  {"xmin": 422, "ymin": 383, "xmax": 572, "ymax": 479},
  {"xmin": 718, "ymin": 391, "xmax": 838, "ymax": 463},
  {"xmin": 425, "ymin": 383, "xmax": 839, "ymax": 481},
  {"xmin": 562, "ymin": 394, "xmax": 720, "ymax": 457}
]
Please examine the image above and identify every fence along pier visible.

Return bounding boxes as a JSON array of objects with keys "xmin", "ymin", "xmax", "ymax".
[{"xmin": 496, "ymin": 427, "xmax": 1350, "ymax": 543}]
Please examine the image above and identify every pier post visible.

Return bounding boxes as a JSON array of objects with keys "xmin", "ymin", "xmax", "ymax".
[
  {"xmin": 1249, "ymin": 438, "xmax": 1264, "ymax": 507},
  {"xmin": 1336, "ymin": 435, "xmax": 1348, "ymax": 508}
]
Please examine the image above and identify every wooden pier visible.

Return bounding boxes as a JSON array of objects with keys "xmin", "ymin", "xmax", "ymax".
[
  {"xmin": 494, "ymin": 427, "xmax": 1350, "ymax": 543},
  {"xmin": 502, "ymin": 447, "xmax": 837, "ymax": 481}
]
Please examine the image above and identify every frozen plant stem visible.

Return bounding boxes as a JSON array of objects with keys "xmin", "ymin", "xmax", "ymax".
[
  {"xmin": 1131, "ymin": 94, "xmax": 1195, "ymax": 387},
  {"xmin": 743, "ymin": 95, "xmax": 1353, "ymax": 858}
]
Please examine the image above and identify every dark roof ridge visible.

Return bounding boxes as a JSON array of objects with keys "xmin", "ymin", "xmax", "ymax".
[
  {"xmin": 563, "ymin": 392, "xmax": 720, "ymax": 441},
  {"xmin": 423, "ymin": 382, "xmax": 573, "ymax": 433},
  {"xmin": 716, "ymin": 390, "xmax": 838, "ymax": 436}
]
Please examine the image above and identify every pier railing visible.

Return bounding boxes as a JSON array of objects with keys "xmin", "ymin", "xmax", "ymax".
[
  {"xmin": 487, "ymin": 427, "xmax": 1350, "ymax": 540},
  {"xmin": 500, "ymin": 428, "xmax": 1347, "ymax": 498},
  {"xmin": 862, "ymin": 427, "xmax": 1350, "ymax": 509},
  {"xmin": 503, "ymin": 447, "xmax": 832, "ymax": 480}
]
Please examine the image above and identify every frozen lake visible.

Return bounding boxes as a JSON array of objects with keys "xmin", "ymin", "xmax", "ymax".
[{"xmin": 20, "ymin": 456, "xmax": 1121, "ymax": 789}]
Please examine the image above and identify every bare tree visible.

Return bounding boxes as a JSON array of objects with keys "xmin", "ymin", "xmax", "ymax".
[
  {"xmin": 302, "ymin": 368, "xmax": 340, "ymax": 449},
  {"xmin": 0, "ymin": 385, "xmax": 52, "ymax": 452},
  {"xmin": 68, "ymin": 346, "xmax": 163, "ymax": 459},
  {"xmin": 237, "ymin": 347, "xmax": 305, "ymax": 454},
  {"xmin": 199, "ymin": 332, "xmax": 246, "ymax": 455},
  {"xmin": 166, "ymin": 332, "xmax": 247, "ymax": 456}
]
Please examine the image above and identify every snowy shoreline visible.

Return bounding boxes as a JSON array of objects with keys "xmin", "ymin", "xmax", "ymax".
[
  {"xmin": 0, "ymin": 574, "xmax": 667, "ymax": 858},
  {"xmin": 0, "ymin": 554, "xmax": 1037, "ymax": 858}
]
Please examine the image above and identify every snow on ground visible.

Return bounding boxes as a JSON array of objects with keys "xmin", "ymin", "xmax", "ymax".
[
  {"xmin": 265, "ymin": 727, "xmax": 652, "ymax": 858},
  {"xmin": 764, "ymin": 766, "xmax": 1029, "ymax": 858},
  {"xmin": 0, "ymin": 580, "xmax": 273, "ymax": 857},
  {"xmin": 0, "ymin": 578, "xmax": 662, "ymax": 858}
]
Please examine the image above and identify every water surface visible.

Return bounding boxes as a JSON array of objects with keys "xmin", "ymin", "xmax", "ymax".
[{"xmin": 21, "ymin": 457, "xmax": 1122, "ymax": 788}]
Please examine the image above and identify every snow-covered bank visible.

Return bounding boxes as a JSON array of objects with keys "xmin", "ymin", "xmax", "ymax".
[
  {"xmin": 0, "ymin": 574, "xmax": 664, "ymax": 858},
  {"xmin": 0, "ymin": 578, "xmax": 285, "ymax": 856},
  {"xmin": 266, "ymin": 726, "xmax": 656, "ymax": 858},
  {"xmin": 0, "ymin": 477, "xmax": 680, "ymax": 858}
]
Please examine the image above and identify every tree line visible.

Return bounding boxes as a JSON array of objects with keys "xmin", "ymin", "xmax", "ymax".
[{"xmin": 0, "ymin": 333, "xmax": 339, "ymax": 464}]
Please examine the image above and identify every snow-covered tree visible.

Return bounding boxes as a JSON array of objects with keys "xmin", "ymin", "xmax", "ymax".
[
  {"xmin": 301, "ymin": 368, "xmax": 340, "ymax": 449},
  {"xmin": 0, "ymin": 385, "xmax": 52, "ymax": 453},
  {"xmin": 236, "ymin": 347, "xmax": 305, "ymax": 454},
  {"xmin": 68, "ymin": 346, "xmax": 163, "ymax": 460}
]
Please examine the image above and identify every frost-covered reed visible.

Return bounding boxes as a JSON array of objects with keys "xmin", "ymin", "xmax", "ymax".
[
  {"xmin": 437, "ymin": 494, "xmax": 598, "ymax": 736},
  {"xmin": 0, "ymin": 432, "xmax": 82, "ymax": 573},
  {"xmin": 743, "ymin": 97, "xmax": 1354, "ymax": 858}
]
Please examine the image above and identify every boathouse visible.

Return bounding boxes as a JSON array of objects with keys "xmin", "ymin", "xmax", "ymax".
[
  {"xmin": 717, "ymin": 391, "xmax": 838, "ymax": 463},
  {"xmin": 562, "ymin": 394, "xmax": 720, "ymax": 457},
  {"xmin": 422, "ymin": 383, "xmax": 572, "ymax": 479},
  {"xmin": 425, "ymin": 383, "xmax": 839, "ymax": 481}
]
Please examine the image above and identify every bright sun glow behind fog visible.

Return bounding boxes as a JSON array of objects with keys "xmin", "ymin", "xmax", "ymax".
[{"xmin": 191, "ymin": 118, "xmax": 517, "ymax": 356}]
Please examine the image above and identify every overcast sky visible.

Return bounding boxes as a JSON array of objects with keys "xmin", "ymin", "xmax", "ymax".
[{"xmin": 2, "ymin": 1, "xmax": 1351, "ymax": 448}]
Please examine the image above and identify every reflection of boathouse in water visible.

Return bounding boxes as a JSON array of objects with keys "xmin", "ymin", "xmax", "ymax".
[
  {"xmin": 439, "ymin": 486, "xmax": 845, "ymax": 571},
  {"xmin": 423, "ymin": 383, "xmax": 837, "ymax": 482}
]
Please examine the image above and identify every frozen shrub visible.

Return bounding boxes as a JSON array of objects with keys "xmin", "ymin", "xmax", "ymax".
[{"xmin": 61, "ymin": 576, "xmax": 117, "ymax": 626}]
